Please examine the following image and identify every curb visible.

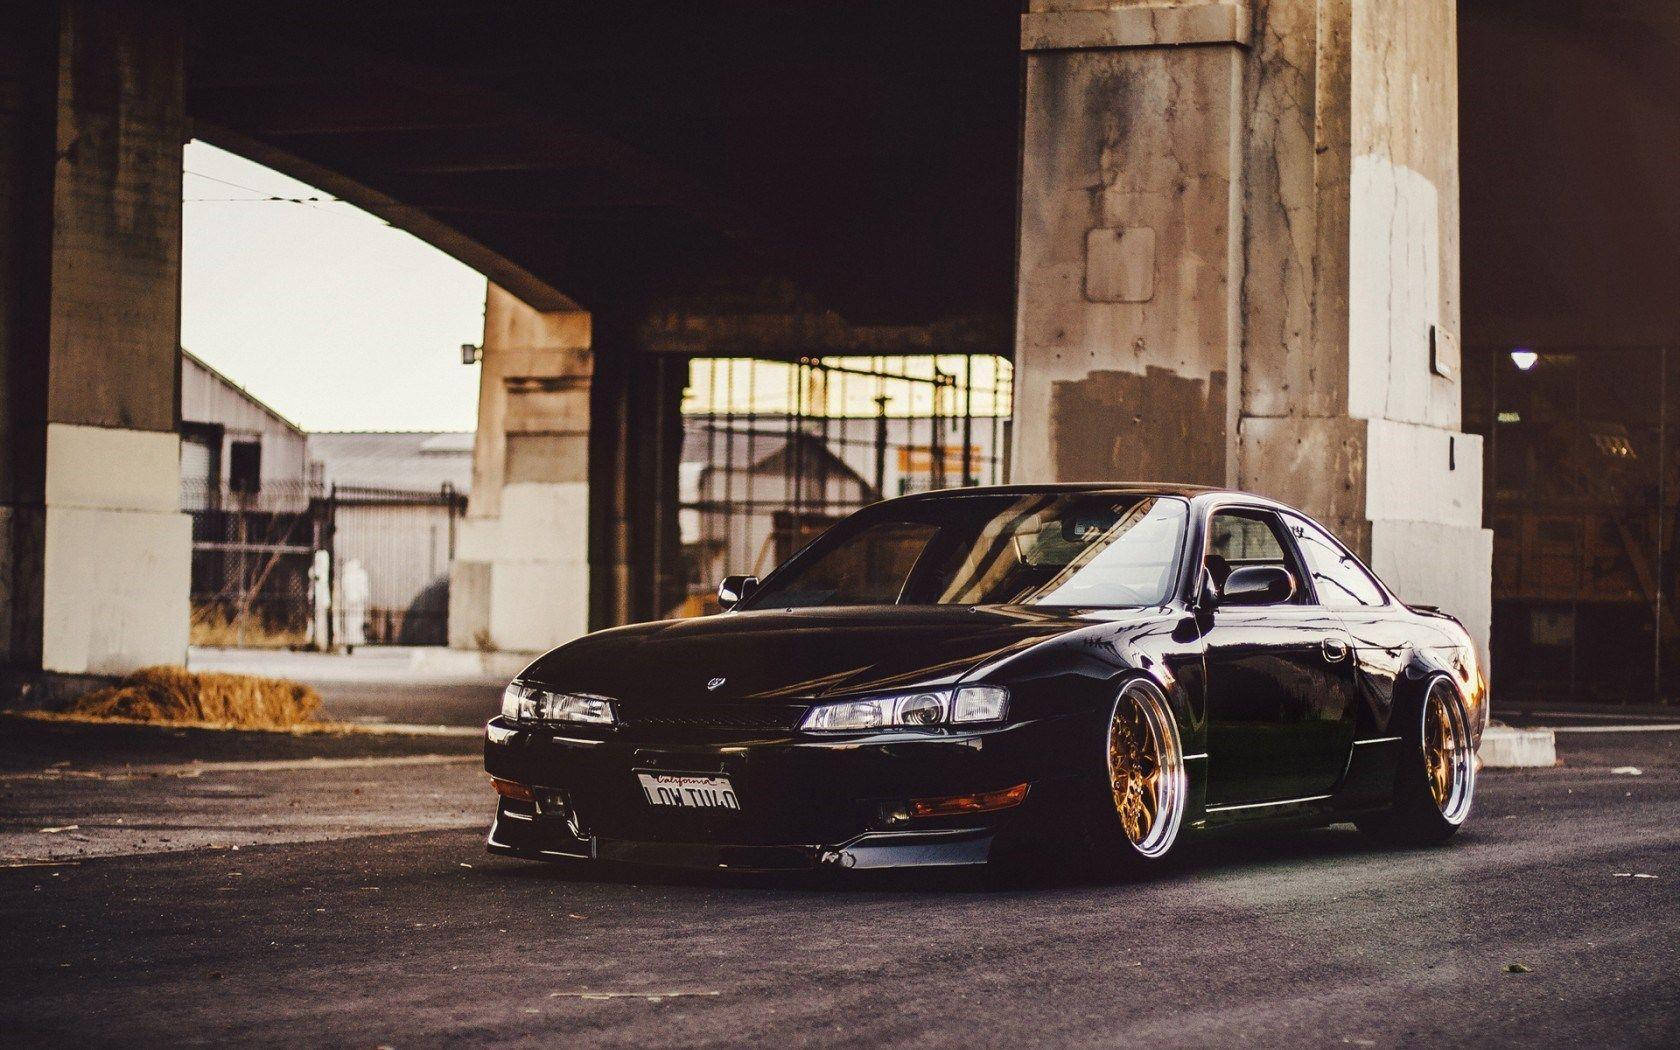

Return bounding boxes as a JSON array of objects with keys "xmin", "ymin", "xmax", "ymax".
[
  {"xmin": 1478, "ymin": 725, "xmax": 1558, "ymax": 768},
  {"xmin": 408, "ymin": 648, "xmax": 537, "ymax": 679}
]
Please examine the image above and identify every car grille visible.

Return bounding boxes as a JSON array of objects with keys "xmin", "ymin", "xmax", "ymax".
[{"xmin": 615, "ymin": 700, "xmax": 810, "ymax": 733}]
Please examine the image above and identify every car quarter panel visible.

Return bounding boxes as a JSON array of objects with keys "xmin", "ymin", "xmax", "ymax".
[{"xmin": 1333, "ymin": 604, "xmax": 1483, "ymax": 743}]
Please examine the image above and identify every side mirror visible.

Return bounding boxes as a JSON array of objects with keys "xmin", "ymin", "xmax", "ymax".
[
  {"xmin": 717, "ymin": 574, "xmax": 759, "ymax": 610},
  {"xmin": 1220, "ymin": 565, "xmax": 1296, "ymax": 607}
]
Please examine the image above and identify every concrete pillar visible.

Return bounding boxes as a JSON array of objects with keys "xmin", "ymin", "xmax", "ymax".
[
  {"xmin": 450, "ymin": 284, "xmax": 594, "ymax": 653},
  {"xmin": 2, "ymin": 1, "xmax": 190, "ymax": 683},
  {"xmin": 586, "ymin": 328, "xmax": 686, "ymax": 632},
  {"xmin": 1014, "ymin": 0, "xmax": 1491, "ymax": 658}
]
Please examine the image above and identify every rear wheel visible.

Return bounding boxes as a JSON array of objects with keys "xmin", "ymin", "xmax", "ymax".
[
  {"xmin": 1090, "ymin": 678, "xmax": 1187, "ymax": 867},
  {"xmin": 1358, "ymin": 675, "xmax": 1476, "ymax": 847}
]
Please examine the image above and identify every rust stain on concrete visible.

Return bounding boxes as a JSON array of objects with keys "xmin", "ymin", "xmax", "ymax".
[{"xmin": 1050, "ymin": 367, "xmax": 1226, "ymax": 485}]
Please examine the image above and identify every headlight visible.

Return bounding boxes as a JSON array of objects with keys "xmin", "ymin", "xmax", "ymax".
[
  {"xmin": 500, "ymin": 682, "xmax": 616, "ymax": 726},
  {"xmin": 799, "ymin": 686, "xmax": 1008, "ymax": 732}
]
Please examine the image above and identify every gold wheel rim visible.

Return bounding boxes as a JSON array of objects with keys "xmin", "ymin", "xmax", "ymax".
[
  {"xmin": 1108, "ymin": 694, "xmax": 1161, "ymax": 846},
  {"xmin": 1425, "ymin": 690, "xmax": 1455, "ymax": 809},
  {"xmin": 1422, "ymin": 679, "xmax": 1475, "ymax": 824}
]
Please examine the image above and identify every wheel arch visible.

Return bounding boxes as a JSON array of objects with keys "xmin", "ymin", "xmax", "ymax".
[
  {"xmin": 1393, "ymin": 649, "xmax": 1480, "ymax": 747},
  {"xmin": 1106, "ymin": 666, "xmax": 1207, "ymax": 823}
]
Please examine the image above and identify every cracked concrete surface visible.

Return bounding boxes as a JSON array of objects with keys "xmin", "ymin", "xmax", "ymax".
[{"xmin": 0, "ymin": 724, "xmax": 1673, "ymax": 1046}]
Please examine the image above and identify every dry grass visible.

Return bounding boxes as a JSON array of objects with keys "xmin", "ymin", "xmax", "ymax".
[
  {"xmin": 69, "ymin": 666, "xmax": 323, "ymax": 730},
  {"xmin": 189, "ymin": 605, "xmax": 309, "ymax": 649}
]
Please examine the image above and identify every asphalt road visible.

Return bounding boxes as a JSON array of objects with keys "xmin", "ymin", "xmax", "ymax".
[{"xmin": 1, "ymin": 716, "xmax": 1675, "ymax": 1048}]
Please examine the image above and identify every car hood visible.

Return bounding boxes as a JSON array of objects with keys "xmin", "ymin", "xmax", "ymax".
[{"xmin": 518, "ymin": 605, "xmax": 1114, "ymax": 704}]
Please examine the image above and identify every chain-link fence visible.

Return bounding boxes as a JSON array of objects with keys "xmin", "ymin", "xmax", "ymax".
[{"xmin": 185, "ymin": 481, "xmax": 465, "ymax": 649}]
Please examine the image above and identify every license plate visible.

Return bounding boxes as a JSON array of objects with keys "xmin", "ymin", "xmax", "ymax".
[{"xmin": 636, "ymin": 772, "xmax": 740, "ymax": 811}]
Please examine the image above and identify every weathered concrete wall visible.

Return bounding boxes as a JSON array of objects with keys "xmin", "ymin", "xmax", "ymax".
[
  {"xmin": 2, "ymin": 1, "xmax": 189, "ymax": 678},
  {"xmin": 450, "ymin": 284, "xmax": 594, "ymax": 653},
  {"xmin": 1015, "ymin": 0, "xmax": 1491, "ymax": 660},
  {"xmin": 1015, "ymin": 27, "xmax": 1245, "ymax": 486},
  {"xmin": 1342, "ymin": 0, "xmax": 1487, "ymax": 653}
]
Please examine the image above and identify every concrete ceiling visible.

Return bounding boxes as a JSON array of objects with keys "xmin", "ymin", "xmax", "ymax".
[{"xmin": 184, "ymin": 1, "xmax": 1025, "ymax": 327}]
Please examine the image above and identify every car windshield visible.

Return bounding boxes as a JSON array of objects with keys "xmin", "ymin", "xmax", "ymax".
[{"xmin": 743, "ymin": 493, "xmax": 1189, "ymax": 610}]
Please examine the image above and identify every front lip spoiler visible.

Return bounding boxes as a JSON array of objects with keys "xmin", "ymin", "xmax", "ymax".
[{"xmin": 486, "ymin": 817, "xmax": 995, "ymax": 872}]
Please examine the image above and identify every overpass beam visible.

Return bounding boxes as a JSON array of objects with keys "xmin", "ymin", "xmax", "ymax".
[
  {"xmin": 2, "ymin": 0, "xmax": 189, "ymax": 688},
  {"xmin": 1013, "ymin": 0, "xmax": 1490, "ymax": 656}
]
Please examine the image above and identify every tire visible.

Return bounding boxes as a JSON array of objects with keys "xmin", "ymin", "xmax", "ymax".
[
  {"xmin": 1087, "ymin": 678, "xmax": 1188, "ymax": 869},
  {"xmin": 1358, "ymin": 675, "xmax": 1477, "ymax": 847}
]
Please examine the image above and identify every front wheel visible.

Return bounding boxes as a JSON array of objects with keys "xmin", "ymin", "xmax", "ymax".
[
  {"xmin": 1087, "ymin": 678, "xmax": 1188, "ymax": 868},
  {"xmin": 1358, "ymin": 675, "xmax": 1477, "ymax": 847}
]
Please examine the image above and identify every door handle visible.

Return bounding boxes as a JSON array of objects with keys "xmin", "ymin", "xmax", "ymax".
[{"xmin": 1322, "ymin": 637, "xmax": 1350, "ymax": 662}]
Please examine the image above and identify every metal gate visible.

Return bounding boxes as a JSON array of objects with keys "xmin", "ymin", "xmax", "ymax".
[
  {"xmin": 327, "ymin": 485, "xmax": 466, "ymax": 646},
  {"xmin": 673, "ymin": 354, "xmax": 1012, "ymax": 616},
  {"xmin": 185, "ymin": 482, "xmax": 466, "ymax": 648},
  {"xmin": 185, "ymin": 479, "xmax": 324, "ymax": 648}
]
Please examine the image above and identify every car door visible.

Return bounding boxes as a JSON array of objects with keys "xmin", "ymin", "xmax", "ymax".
[
  {"xmin": 1200, "ymin": 507, "xmax": 1362, "ymax": 808},
  {"xmin": 1281, "ymin": 512, "xmax": 1455, "ymax": 738}
]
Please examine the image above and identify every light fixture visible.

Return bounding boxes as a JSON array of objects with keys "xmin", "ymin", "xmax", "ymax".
[{"xmin": 1509, "ymin": 348, "xmax": 1538, "ymax": 371}]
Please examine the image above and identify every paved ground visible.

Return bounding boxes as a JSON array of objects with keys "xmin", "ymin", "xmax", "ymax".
[
  {"xmin": 1, "ymin": 682, "xmax": 1675, "ymax": 1048},
  {"xmin": 188, "ymin": 641, "xmax": 503, "ymax": 725},
  {"xmin": 187, "ymin": 646, "xmax": 505, "ymax": 727},
  {"xmin": 0, "ymin": 715, "xmax": 481, "ymax": 864}
]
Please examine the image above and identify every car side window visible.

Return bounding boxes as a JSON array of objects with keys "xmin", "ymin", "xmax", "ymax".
[
  {"xmin": 1285, "ymin": 514, "xmax": 1386, "ymax": 607},
  {"xmin": 1205, "ymin": 510, "xmax": 1308, "ymax": 604}
]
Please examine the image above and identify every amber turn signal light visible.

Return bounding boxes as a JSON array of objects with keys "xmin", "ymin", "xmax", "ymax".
[
  {"xmin": 907, "ymin": 782, "xmax": 1030, "ymax": 819},
  {"xmin": 490, "ymin": 776, "xmax": 535, "ymax": 801}
]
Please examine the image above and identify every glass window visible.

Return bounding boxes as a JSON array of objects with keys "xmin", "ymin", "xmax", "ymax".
[
  {"xmin": 746, "ymin": 493, "xmax": 1188, "ymax": 610},
  {"xmin": 749, "ymin": 520, "xmax": 938, "ymax": 608},
  {"xmin": 1208, "ymin": 513, "xmax": 1287, "ymax": 563},
  {"xmin": 228, "ymin": 440, "xmax": 262, "ymax": 494},
  {"xmin": 1285, "ymin": 515, "xmax": 1387, "ymax": 607},
  {"xmin": 1204, "ymin": 510, "xmax": 1307, "ymax": 603},
  {"xmin": 926, "ymin": 496, "xmax": 1187, "ymax": 607}
]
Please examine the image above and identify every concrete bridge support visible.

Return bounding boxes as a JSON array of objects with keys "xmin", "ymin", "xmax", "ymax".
[
  {"xmin": 450, "ymin": 286, "xmax": 594, "ymax": 654},
  {"xmin": 1, "ymin": 0, "xmax": 189, "ymax": 687},
  {"xmin": 451, "ymin": 290, "xmax": 688, "ymax": 655},
  {"xmin": 1014, "ymin": 0, "xmax": 1491, "ymax": 656}
]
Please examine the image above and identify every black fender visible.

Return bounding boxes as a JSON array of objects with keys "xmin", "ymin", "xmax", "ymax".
[
  {"xmin": 1336, "ymin": 654, "xmax": 1462, "ymax": 814},
  {"xmin": 1395, "ymin": 646, "xmax": 1483, "ymax": 748}
]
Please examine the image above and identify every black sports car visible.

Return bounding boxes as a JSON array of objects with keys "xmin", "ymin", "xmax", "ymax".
[{"xmin": 484, "ymin": 485, "xmax": 1486, "ymax": 872}]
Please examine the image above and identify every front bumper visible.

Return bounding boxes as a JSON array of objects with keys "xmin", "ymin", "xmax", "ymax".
[{"xmin": 482, "ymin": 713, "xmax": 1094, "ymax": 871}]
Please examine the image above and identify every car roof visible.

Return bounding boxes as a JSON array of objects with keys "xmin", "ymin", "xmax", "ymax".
[{"xmin": 883, "ymin": 482, "xmax": 1292, "ymax": 509}]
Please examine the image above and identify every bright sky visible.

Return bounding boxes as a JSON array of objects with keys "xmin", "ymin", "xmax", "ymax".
[{"xmin": 180, "ymin": 140, "xmax": 487, "ymax": 432}]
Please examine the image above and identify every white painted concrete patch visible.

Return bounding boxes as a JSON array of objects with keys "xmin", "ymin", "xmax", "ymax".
[
  {"xmin": 1478, "ymin": 725, "xmax": 1558, "ymax": 768},
  {"xmin": 40, "ymin": 423, "xmax": 192, "ymax": 674}
]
